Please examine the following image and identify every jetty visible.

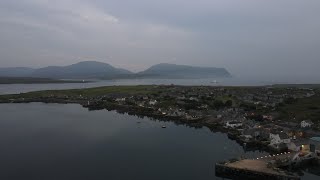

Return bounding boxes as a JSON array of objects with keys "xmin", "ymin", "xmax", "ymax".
[
  {"xmin": 216, "ymin": 160, "xmax": 299, "ymax": 179},
  {"xmin": 215, "ymin": 151, "xmax": 320, "ymax": 180}
]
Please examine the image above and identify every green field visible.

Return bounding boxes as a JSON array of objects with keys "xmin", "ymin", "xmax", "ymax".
[
  {"xmin": 278, "ymin": 91, "xmax": 320, "ymax": 123},
  {"xmin": 0, "ymin": 85, "xmax": 158, "ymax": 100},
  {"xmin": 1, "ymin": 85, "xmax": 319, "ymax": 125},
  {"xmin": 0, "ymin": 77, "xmax": 86, "ymax": 84}
]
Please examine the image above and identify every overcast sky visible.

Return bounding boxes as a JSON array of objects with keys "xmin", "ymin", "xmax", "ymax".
[{"xmin": 0, "ymin": 0, "xmax": 319, "ymax": 78}]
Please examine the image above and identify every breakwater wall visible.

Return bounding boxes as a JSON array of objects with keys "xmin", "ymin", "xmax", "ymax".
[{"xmin": 215, "ymin": 163, "xmax": 300, "ymax": 180}]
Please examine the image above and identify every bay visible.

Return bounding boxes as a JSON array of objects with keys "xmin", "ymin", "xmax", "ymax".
[
  {"xmin": 0, "ymin": 103, "xmax": 265, "ymax": 180},
  {"xmin": 0, "ymin": 103, "xmax": 318, "ymax": 179}
]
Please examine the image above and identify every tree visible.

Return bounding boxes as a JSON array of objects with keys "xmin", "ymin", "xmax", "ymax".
[
  {"xmin": 213, "ymin": 100, "xmax": 224, "ymax": 109},
  {"xmin": 284, "ymin": 97, "xmax": 296, "ymax": 104},
  {"xmin": 225, "ymin": 100, "xmax": 233, "ymax": 107}
]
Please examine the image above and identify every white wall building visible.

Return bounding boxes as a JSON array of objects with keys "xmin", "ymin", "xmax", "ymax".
[
  {"xmin": 149, "ymin": 100, "xmax": 157, "ymax": 106},
  {"xmin": 269, "ymin": 132, "xmax": 291, "ymax": 145},
  {"xmin": 301, "ymin": 120, "xmax": 313, "ymax": 128},
  {"xmin": 225, "ymin": 121, "xmax": 243, "ymax": 129}
]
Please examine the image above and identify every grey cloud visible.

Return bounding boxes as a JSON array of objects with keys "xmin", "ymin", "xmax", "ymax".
[{"xmin": 0, "ymin": 0, "xmax": 320, "ymax": 78}]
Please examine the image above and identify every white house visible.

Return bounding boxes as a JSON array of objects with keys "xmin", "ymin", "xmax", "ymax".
[
  {"xmin": 287, "ymin": 141, "xmax": 310, "ymax": 152},
  {"xmin": 149, "ymin": 100, "xmax": 158, "ymax": 106},
  {"xmin": 269, "ymin": 132, "xmax": 291, "ymax": 145},
  {"xmin": 225, "ymin": 121, "xmax": 243, "ymax": 129},
  {"xmin": 137, "ymin": 102, "xmax": 145, "ymax": 107},
  {"xmin": 115, "ymin": 98, "xmax": 126, "ymax": 102},
  {"xmin": 189, "ymin": 97, "xmax": 199, "ymax": 101},
  {"xmin": 301, "ymin": 120, "xmax": 313, "ymax": 128},
  {"xmin": 287, "ymin": 142, "xmax": 300, "ymax": 151},
  {"xmin": 142, "ymin": 96, "xmax": 149, "ymax": 100}
]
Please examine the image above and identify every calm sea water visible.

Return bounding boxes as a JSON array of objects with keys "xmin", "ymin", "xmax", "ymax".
[
  {"xmin": 0, "ymin": 103, "xmax": 267, "ymax": 180},
  {"xmin": 1, "ymin": 77, "xmax": 316, "ymax": 95},
  {"xmin": 0, "ymin": 103, "xmax": 318, "ymax": 179}
]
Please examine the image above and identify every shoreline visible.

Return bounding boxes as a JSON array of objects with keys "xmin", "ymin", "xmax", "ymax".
[
  {"xmin": 0, "ymin": 84, "xmax": 319, "ymax": 154},
  {"xmin": 0, "ymin": 77, "xmax": 91, "ymax": 84},
  {"xmin": 0, "ymin": 98, "xmax": 275, "ymax": 154}
]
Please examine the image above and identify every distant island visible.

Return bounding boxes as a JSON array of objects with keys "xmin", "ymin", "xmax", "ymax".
[
  {"xmin": 137, "ymin": 63, "xmax": 231, "ymax": 78},
  {"xmin": 0, "ymin": 61, "xmax": 231, "ymax": 80}
]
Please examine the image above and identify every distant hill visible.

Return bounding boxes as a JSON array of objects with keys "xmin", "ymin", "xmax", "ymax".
[
  {"xmin": 0, "ymin": 61, "xmax": 133, "ymax": 79},
  {"xmin": 137, "ymin": 63, "xmax": 231, "ymax": 78},
  {"xmin": 30, "ymin": 61, "xmax": 133, "ymax": 79},
  {"xmin": 0, "ymin": 61, "xmax": 231, "ymax": 79}
]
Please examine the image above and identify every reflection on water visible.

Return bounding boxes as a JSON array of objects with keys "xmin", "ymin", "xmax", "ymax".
[
  {"xmin": 0, "ymin": 103, "xmax": 264, "ymax": 180},
  {"xmin": 0, "ymin": 103, "xmax": 318, "ymax": 179}
]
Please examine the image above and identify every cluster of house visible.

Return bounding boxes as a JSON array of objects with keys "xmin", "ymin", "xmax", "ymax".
[
  {"xmin": 224, "ymin": 118, "xmax": 319, "ymax": 152},
  {"xmin": 40, "ymin": 86, "xmax": 315, "ymax": 117},
  {"xmin": 236, "ymin": 87, "xmax": 315, "ymax": 108}
]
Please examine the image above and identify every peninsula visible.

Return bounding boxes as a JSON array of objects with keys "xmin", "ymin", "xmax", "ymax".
[
  {"xmin": 0, "ymin": 85, "xmax": 319, "ymax": 134},
  {"xmin": 0, "ymin": 77, "xmax": 88, "ymax": 84}
]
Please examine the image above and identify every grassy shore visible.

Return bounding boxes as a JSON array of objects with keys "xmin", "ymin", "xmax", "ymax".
[
  {"xmin": 0, "ymin": 85, "xmax": 158, "ymax": 99},
  {"xmin": 0, "ymin": 77, "xmax": 88, "ymax": 84},
  {"xmin": 278, "ymin": 91, "xmax": 320, "ymax": 123},
  {"xmin": 0, "ymin": 84, "xmax": 319, "ymax": 124}
]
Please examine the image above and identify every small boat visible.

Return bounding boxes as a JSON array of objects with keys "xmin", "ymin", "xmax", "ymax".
[{"xmin": 162, "ymin": 126, "xmax": 166, "ymax": 128}]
